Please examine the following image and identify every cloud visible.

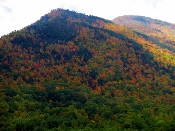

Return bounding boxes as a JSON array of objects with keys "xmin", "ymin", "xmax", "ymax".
[
  {"xmin": 0, "ymin": 0, "xmax": 12, "ymax": 13},
  {"xmin": 144, "ymin": 0, "xmax": 164, "ymax": 8},
  {"xmin": 0, "ymin": 0, "xmax": 6, "ymax": 2},
  {"xmin": 1, "ymin": 5, "xmax": 12, "ymax": 13}
]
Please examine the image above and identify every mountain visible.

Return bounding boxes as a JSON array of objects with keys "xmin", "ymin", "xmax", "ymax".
[
  {"xmin": 113, "ymin": 15, "xmax": 175, "ymax": 67},
  {"xmin": 1, "ymin": 9, "xmax": 175, "ymax": 130},
  {"xmin": 113, "ymin": 15, "xmax": 175, "ymax": 52}
]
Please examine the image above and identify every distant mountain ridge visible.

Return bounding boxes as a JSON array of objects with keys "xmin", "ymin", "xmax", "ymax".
[
  {"xmin": 113, "ymin": 15, "xmax": 175, "ymax": 31},
  {"xmin": 113, "ymin": 15, "xmax": 175, "ymax": 52}
]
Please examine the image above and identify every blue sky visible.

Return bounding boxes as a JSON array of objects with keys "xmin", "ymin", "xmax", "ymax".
[{"xmin": 0, "ymin": 0, "xmax": 175, "ymax": 37}]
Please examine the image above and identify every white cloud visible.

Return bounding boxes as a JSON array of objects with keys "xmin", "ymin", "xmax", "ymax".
[
  {"xmin": 144, "ymin": 0, "xmax": 163, "ymax": 7},
  {"xmin": 0, "ymin": 0, "xmax": 175, "ymax": 37}
]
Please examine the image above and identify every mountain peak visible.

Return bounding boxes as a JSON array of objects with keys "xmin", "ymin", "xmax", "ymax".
[{"xmin": 113, "ymin": 15, "xmax": 172, "ymax": 25}]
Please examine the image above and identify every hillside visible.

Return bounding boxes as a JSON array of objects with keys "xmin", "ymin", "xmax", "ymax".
[
  {"xmin": 113, "ymin": 15, "xmax": 175, "ymax": 52},
  {"xmin": 1, "ymin": 9, "xmax": 175, "ymax": 130}
]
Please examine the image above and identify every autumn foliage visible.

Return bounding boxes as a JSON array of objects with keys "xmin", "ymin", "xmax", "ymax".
[{"xmin": 1, "ymin": 9, "xmax": 175, "ymax": 130}]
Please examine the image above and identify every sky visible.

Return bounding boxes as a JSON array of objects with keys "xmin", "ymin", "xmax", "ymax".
[{"xmin": 0, "ymin": 0, "xmax": 175, "ymax": 37}]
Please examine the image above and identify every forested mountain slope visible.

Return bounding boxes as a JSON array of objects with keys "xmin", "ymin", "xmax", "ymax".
[
  {"xmin": 1, "ymin": 9, "xmax": 175, "ymax": 130},
  {"xmin": 113, "ymin": 15, "xmax": 175, "ymax": 52}
]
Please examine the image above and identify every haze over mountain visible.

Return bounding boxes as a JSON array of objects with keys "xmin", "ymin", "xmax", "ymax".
[{"xmin": 1, "ymin": 9, "xmax": 175, "ymax": 130}]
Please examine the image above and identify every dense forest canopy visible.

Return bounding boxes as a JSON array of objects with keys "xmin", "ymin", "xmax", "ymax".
[{"xmin": 1, "ymin": 9, "xmax": 175, "ymax": 130}]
